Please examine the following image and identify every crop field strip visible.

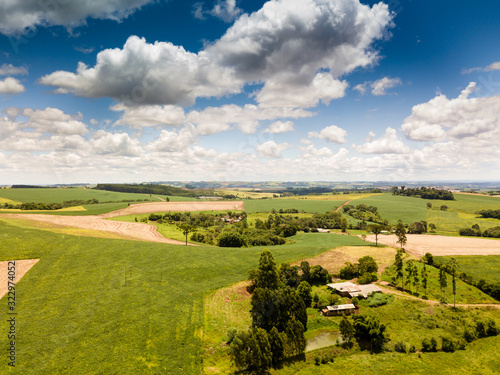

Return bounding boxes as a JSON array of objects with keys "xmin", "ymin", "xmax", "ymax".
[{"xmin": 0, "ymin": 220, "xmax": 365, "ymax": 374}]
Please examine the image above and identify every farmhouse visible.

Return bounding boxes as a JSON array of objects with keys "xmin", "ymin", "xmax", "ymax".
[
  {"xmin": 327, "ymin": 281, "xmax": 382, "ymax": 299},
  {"xmin": 321, "ymin": 303, "xmax": 356, "ymax": 316}
]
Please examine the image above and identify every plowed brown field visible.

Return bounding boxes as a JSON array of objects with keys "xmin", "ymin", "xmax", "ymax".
[{"xmin": 366, "ymin": 234, "xmax": 500, "ymax": 257}]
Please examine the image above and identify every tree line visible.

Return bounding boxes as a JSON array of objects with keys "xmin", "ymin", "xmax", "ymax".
[
  {"xmin": 392, "ymin": 186, "xmax": 455, "ymax": 200},
  {"xmin": 95, "ymin": 183, "xmax": 206, "ymax": 197},
  {"xmin": 459, "ymin": 224, "xmax": 500, "ymax": 238}
]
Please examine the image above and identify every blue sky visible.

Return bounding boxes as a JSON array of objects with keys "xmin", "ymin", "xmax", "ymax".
[{"xmin": 0, "ymin": 0, "xmax": 499, "ymax": 184}]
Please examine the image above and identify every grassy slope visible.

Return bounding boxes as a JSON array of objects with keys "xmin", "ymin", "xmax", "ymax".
[
  {"xmin": 244, "ymin": 199, "xmax": 345, "ymax": 214},
  {"xmin": 382, "ymin": 260, "xmax": 496, "ymax": 304},
  {"xmin": 426, "ymin": 194, "xmax": 500, "ymax": 234},
  {"xmin": 435, "ymin": 255, "xmax": 500, "ymax": 284},
  {"xmin": 352, "ymin": 193, "xmax": 428, "ymax": 224},
  {"xmin": 0, "ymin": 189, "xmax": 199, "ymax": 216},
  {"xmin": 0, "ymin": 221, "xmax": 364, "ymax": 375},
  {"xmin": 0, "ymin": 188, "xmax": 162, "ymax": 203}
]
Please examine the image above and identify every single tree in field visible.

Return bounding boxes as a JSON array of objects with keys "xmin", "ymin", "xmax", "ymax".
[
  {"xmin": 439, "ymin": 267, "xmax": 447, "ymax": 303},
  {"xmin": 395, "ymin": 219, "xmax": 407, "ymax": 251},
  {"xmin": 177, "ymin": 223, "xmax": 197, "ymax": 245},
  {"xmin": 254, "ymin": 249, "xmax": 281, "ymax": 290},
  {"xmin": 369, "ymin": 224, "xmax": 384, "ymax": 246},
  {"xmin": 394, "ymin": 249, "xmax": 404, "ymax": 289},
  {"xmin": 447, "ymin": 258, "xmax": 460, "ymax": 308}
]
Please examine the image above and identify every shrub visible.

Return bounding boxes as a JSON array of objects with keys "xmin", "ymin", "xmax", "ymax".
[
  {"xmin": 441, "ymin": 337, "xmax": 456, "ymax": 352},
  {"xmin": 217, "ymin": 231, "xmax": 245, "ymax": 247},
  {"xmin": 422, "ymin": 337, "xmax": 438, "ymax": 352},
  {"xmin": 366, "ymin": 293, "xmax": 393, "ymax": 307},
  {"xmin": 463, "ymin": 326, "xmax": 477, "ymax": 343},
  {"xmin": 148, "ymin": 213, "xmax": 163, "ymax": 221},
  {"xmin": 358, "ymin": 272, "xmax": 378, "ymax": 285},
  {"xmin": 394, "ymin": 341, "xmax": 407, "ymax": 353}
]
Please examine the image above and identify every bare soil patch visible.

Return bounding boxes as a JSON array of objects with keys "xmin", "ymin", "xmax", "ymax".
[
  {"xmin": 365, "ymin": 234, "xmax": 500, "ymax": 258},
  {"xmin": 100, "ymin": 201, "xmax": 245, "ymax": 218},
  {"xmin": 0, "ymin": 259, "xmax": 39, "ymax": 299}
]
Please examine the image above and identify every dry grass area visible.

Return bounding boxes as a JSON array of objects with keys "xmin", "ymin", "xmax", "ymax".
[
  {"xmin": 0, "ymin": 259, "xmax": 39, "ymax": 299},
  {"xmin": 292, "ymin": 245, "xmax": 397, "ymax": 274},
  {"xmin": 100, "ymin": 200, "xmax": 245, "ymax": 218},
  {"xmin": 366, "ymin": 234, "xmax": 500, "ymax": 258}
]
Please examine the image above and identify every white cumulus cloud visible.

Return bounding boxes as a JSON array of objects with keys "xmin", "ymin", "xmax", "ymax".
[
  {"xmin": 255, "ymin": 140, "xmax": 290, "ymax": 158},
  {"xmin": 354, "ymin": 76, "xmax": 401, "ymax": 96},
  {"xmin": 0, "ymin": 0, "xmax": 155, "ymax": 35},
  {"xmin": 353, "ymin": 127, "xmax": 409, "ymax": 154},
  {"xmin": 40, "ymin": 0, "xmax": 393, "ymax": 107},
  {"xmin": 264, "ymin": 120, "xmax": 295, "ymax": 134},
  {"xmin": 402, "ymin": 82, "xmax": 500, "ymax": 143},
  {"xmin": 0, "ymin": 64, "xmax": 28, "ymax": 76},
  {"xmin": 308, "ymin": 124, "xmax": 347, "ymax": 144},
  {"xmin": 0, "ymin": 77, "xmax": 25, "ymax": 94}
]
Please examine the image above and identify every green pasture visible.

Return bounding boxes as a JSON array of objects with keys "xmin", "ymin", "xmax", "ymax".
[
  {"xmin": 0, "ymin": 188, "xmax": 163, "ymax": 203},
  {"xmin": 435, "ymin": 256, "xmax": 500, "ymax": 284},
  {"xmin": 427, "ymin": 209, "xmax": 500, "ymax": 234},
  {"xmin": 352, "ymin": 193, "xmax": 428, "ymax": 224},
  {"xmin": 244, "ymin": 199, "xmax": 345, "ymax": 214},
  {"xmin": 0, "ymin": 220, "xmax": 368, "ymax": 374},
  {"xmin": 426, "ymin": 194, "xmax": 500, "ymax": 234},
  {"xmin": 445, "ymin": 194, "xmax": 500, "ymax": 213}
]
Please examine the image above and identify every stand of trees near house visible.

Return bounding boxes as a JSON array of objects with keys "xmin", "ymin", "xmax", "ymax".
[
  {"xmin": 230, "ymin": 250, "xmax": 311, "ymax": 371},
  {"xmin": 391, "ymin": 186, "xmax": 455, "ymax": 200}
]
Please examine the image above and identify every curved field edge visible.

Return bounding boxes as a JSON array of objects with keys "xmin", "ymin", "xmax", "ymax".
[{"xmin": 0, "ymin": 222, "xmax": 365, "ymax": 374}]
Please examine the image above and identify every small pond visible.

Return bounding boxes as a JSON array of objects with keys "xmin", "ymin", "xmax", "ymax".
[{"xmin": 306, "ymin": 331, "xmax": 342, "ymax": 352}]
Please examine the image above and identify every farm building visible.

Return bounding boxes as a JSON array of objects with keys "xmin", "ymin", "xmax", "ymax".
[
  {"xmin": 327, "ymin": 282, "xmax": 382, "ymax": 299},
  {"xmin": 321, "ymin": 304, "xmax": 356, "ymax": 316}
]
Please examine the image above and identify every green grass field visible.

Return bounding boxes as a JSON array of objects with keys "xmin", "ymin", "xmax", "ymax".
[
  {"xmin": 426, "ymin": 194, "xmax": 500, "ymax": 234},
  {"xmin": 0, "ymin": 220, "xmax": 368, "ymax": 374},
  {"xmin": 0, "ymin": 188, "xmax": 163, "ymax": 203},
  {"xmin": 244, "ymin": 199, "xmax": 345, "ymax": 214},
  {"xmin": 352, "ymin": 193, "xmax": 428, "ymax": 224},
  {"xmin": 435, "ymin": 256, "xmax": 500, "ymax": 284}
]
